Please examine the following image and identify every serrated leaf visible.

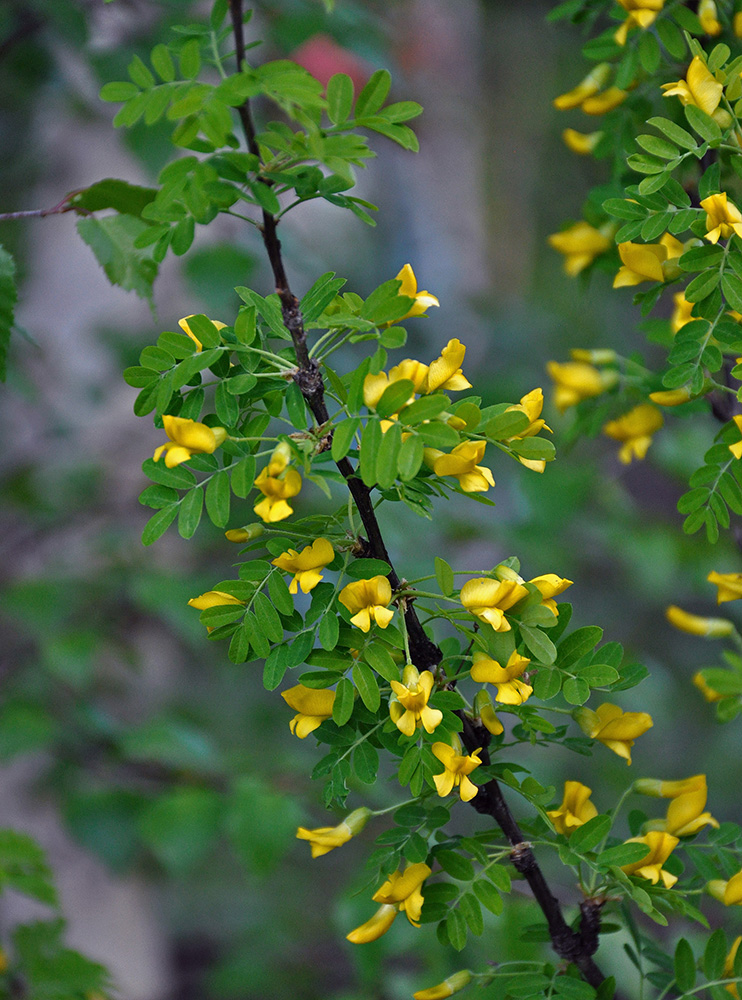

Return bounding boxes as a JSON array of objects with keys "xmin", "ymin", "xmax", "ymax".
[{"xmin": 77, "ymin": 215, "xmax": 157, "ymax": 300}]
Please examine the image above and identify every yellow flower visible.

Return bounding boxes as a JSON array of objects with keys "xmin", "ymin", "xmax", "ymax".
[
  {"xmin": 649, "ymin": 388, "xmax": 692, "ymax": 406},
  {"xmin": 731, "ymin": 415, "xmax": 742, "ymax": 460},
  {"xmin": 529, "ymin": 573, "xmax": 573, "ymax": 615},
  {"xmin": 253, "ymin": 443, "xmax": 302, "ymax": 523},
  {"xmin": 394, "ymin": 264, "xmax": 439, "ymax": 321},
  {"xmin": 339, "ymin": 576, "xmax": 394, "ymax": 632},
  {"xmin": 736, "ymin": 11, "xmax": 742, "ymax": 37},
  {"xmin": 708, "ymin": 571, "xmax": 742, "ymax": 604},
  {"xmin": 708, "ymin": 870, "xmax": 742, "ymax": 905},
  {"xmin": 698, "ymin": 0, "xmax": 722, "ymax": 35},
  {"xmin": 413, "ymin": 971, "xmax": 473, "ymax": 1000},
  {"xmin": 424, "ymin": 440, "xmax": 494, "ymax": 493},
  {"xmin": 725, "ymin": 937, "xmax": 742, "ymax": 999},
  {"xmin": 423, "ymin": 338, "xmax": 472, "ymax": 394},
  {"xmin": 562, "ymin": 128, "xmax": 603, "ymax": 155},
  {"xmin": 613, "ymin": 234, "xmax": 684, "ymax": 288},
  {"xmin": 474, "ymin": 689, "xmax": 503, "ymax": 735},
  {"xmin": 346, "ymin": 863, "xmax": 432, "ymax": 943},
  {"xmin": 505, "ymin": 388, "xmax": 552, "ymax": 473},
  {"xmin": 662, "ymin": 56, "xmax": 723, "ymax": 116},
  {"xmin": 153, "ymin": 415, "xmax": 227, "ymax": 468},
  {"xmin": 547, "ymin": 781, "xmax": 598, "ymax": 836},
  {"xmin": 553, "ymin": 63, "xmax": 612, "ymax": 110},
  {"xmin": 603, "ymin": 404, "xmax": 663, "ymax": 464},
  {"xmin": 460, "ymin": 577, "xmax": 529, "ymax": 632},
  {"xmin": 363, "ymin": 359, "xmax": 427, "ymax": 411},
  {"xmin": 431, "ymin": 741, "xmax": 482, "ymax": 801},
  {"xmin": 614, "ymin": 0, "xmax": 664, "ymax": 46},
  {"xmin": 666, "ymin": 605, "xmax": 735, "ymax": 637},
  {"xmin": 636, "ymin": 774, "xmax": 719, "ymax": 837},
  {"xmin": 187, "ymin": 591, "xmax": 245, "ymax": 631},
  {"xmin": 546, "ymin": 360, "xmax": 617, "ymax": 411},
  {"xmin": 188, "ymin": 589, "xmax": 243, "ymax": 609},
  {"xmin": 620, "ymin": 831, "xmax": 679, "ymax": 888},
  {"xmin": 548, "ymin": 221, "xmax": 613, "ymax": 277},
  {"xmin": 178, "ymin": 314, "xmax": 227, "ymax": 352},
  {"xmin": 693, "ymin": 670, "xmax": 725, "ymax": 702},
  {"xmin": 296, "ymin": 807, "xmax": 371, "ymax": 858},
  {"xmin": 582, "ymin": 87, "xmax": 628, "ymax": 115},
  {"xmin": 281, "ymin": 684, "xmax": 336, "ymax": 739},
  {"xmin": 389, "ymin": 664, "xmax": 443, "ymax": 737},
  {"xmin": 272, "ymin": 538, "xmax": 335, "ymax": 594},
  {"xmin": 470, "ymin": 649, "xmax": 532, "ymax": 705},
  {"xmin": 575, "ymin": 702, "xmax": 653, "ymax": 765},
  {"xmin": 670, "ymin": 292, "xmax": 695, "ymax": 334},
  {"xmin": 702, "ymin": 193, "xmax": 742, "ymax": 244}
]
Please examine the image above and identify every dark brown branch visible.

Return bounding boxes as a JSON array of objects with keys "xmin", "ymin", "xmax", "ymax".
[{"xmin": 229, "ymin": 5, "xmax": 610, "ymax": 988}]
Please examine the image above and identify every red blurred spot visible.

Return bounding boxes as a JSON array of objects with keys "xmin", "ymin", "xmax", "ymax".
[{"xmin": 290, "ymin": 34, "xmax": 371, "ymax": 93}]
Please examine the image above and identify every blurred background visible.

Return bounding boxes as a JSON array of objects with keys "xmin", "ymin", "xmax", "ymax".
[{"xmin": 1, "ymin": 0, "xmax": 740, "ymax": 997}]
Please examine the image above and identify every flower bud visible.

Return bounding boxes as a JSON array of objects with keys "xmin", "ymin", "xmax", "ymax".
[
  {"xmin": 493, "ymin": 563, "xmax": 525, "ymax": 584},
  {"xmin": 648, "ymin": 388, "xmax": 691, "ymax": 407},
  {"xmin": 474, "ymin": 689, "xmax": 503, "ymax": 735},
  {"xmin": 225, "ymin": 524, "xmax": 264, "ymax": 542},
  {"xmin": 413, "ymin": 970, "xmax": 473, "ymax": 999},
  {"xmin": 569, "ymin": 348, "xmax": 617, "ymax": 365},
  {"xmin": 665, "ymin": 605, "xmax": 735, "ymax": 637}
]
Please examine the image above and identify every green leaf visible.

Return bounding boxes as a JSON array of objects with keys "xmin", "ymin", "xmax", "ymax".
[
  {"xmin": 401, "ymin": 394, "xmax": 451, "ymax": 424},
  {"xmin": 327, "ymin": 73, "xmax": 354, "ymax": 124},
  {"xmin": 253, "ymin": 591, "xmax": 284, "ymax": 643},
  {"xmin": 563, "ymin": 676, "xmax": 590, "ymax": 705},
  {"xmin": 267, "ymin": 572, "xmax": 294, "ymax": 616},
  {"xmin": 0, "ymin": 830, "xmax": 58, "ymax": 905},
  {"xmin": 705, "ymin": 928, "xmax": 727, "ymax": 979},
  {"xmin": 436, "ymin": 849, "xmax": 474, "ymax": 881},
  {"xmin": 533, "ymin": 667, "xmax": 562, "ymax": 700},
  {"xmin": 346, "ymin": 558, "xmax": 391, "ymax": 579},
  {"xmin": 318, "ymin": 611, "xmax": 339, "ymax": 651},
  {"xmin": 603, "ymin": 198, "xmax": 647, "ymax": 221},
  {"xmin": 363, "ymin": 644, "xmax": 399, "ymax": 682},
  {"xmin": 205, "ymin": 470, "xmax": 230, "ymax": 527},
  {"xmin": 647, "ymin": 116, "xmax": 697, "ymax": 150},
  {"xmin": 484, "ymin": 408, "xmax": 530, "ymax": 439},
  {"xmin": 128, "ymin": 54, "xmax": 155, "ymax": 90},
  {"xmin": 353, "ymin": 660, "xmax": 381, "ymax": 711},
  {"xmin": 597, "ymin": 842, "xmax": 649, "ymax": 868},
  {"xmin": 685, "ymin": 104, "xmax": 722, "ymax": 143},
  {"xmin": 230, "ymin": 455, "xmax": 256, "ymax": 499},
  {"xmin": 435, "ymin": 557, "xmax": 454, "ymax": 596},
  {"xmin": 100, "ymin": 81, "xmax": 140, "ymax": 102},
  {"xmin": 445, "ymin": 908, "xmax": 468, "ymax": 951},
  {"xmin": 331, "ymin": 417, "xmax": 360, "ymax": 462},
  {"xmin": 143, "ymin": 457, "xmax": 196, "ymax": 489},
  {"xmin": 263, "ymin": 645, "xmax": 290, "ymax": 690},
  {"xmin": 416, "ymin": 421, "xmax": 460, "ymax": 449},
  {"xmin": 73, "ymin": 178, "xmax": 156, "ymax": 217},
  {"xmin": 360, "ymin": 418, "xmax": 382, "ymax": 486},
  {"xmin": 558, "ymin": 626, "xmax": 603, "ymax": 667},
  {"xmin": 179, "ymin": 39, "xmax": 202, "ymax": 80},
  {"xmin": 569, "ymin": 814, "xmax": 612, "ymax": 853},
  {"xmin": 142, "ymin": 504, "xmax": 178, "ymax": 545},
  {"xmin": 674, "ymin": 938, "xmax": 696, "ymax": 993},
  {"xmin": 354, "ymin": 740, "xmax": 379, "ymax": 783},
  {"xmin": 397, "ymin": 434, "xmax": 425, "ymax": 480},
  {"xmin": 723, "ymin": 271, "xmax": 742, "ymax": 314},
  {"xmin": 178, "ymin": 487, "xmax": 203, "ymax": 538},
  {"xmin": 355, "ymin": 68, "xmax": 391, "ymax": 117},
  {"xmin": 473, "ymin": 878, "xmax": 503, "ymax": 914},
  {"xmin": 578, "ymin": 663, "xmax": 620, "ymax": 687},
  {"xmin": 0, "ymin": 245, "xmax": 17, "ymax": 381},
  {"xmin": 150, "ymin": 43, "xmax": 175, "ymax": 83},
  {"xmin": 685, "ymin": 269, "xmax": 721, "ymax": 303},
  {"xmin": 375, "ymin": 421, "xmax": 402, "ymax": 489},
  {"xmin": 520, "ymin": 625, "xmax": 557, "ymax": 665},
  {"xmin": 332, "ymin": 677, "xmax": 355, "ymax": 726},
  {"xmin": 76, "ymin": 215, "xmax": 157, "ymax": 300},
  {"xmin": 656, "ymin": 19, "xmax": 686, "ymax": 59},
  {"xmin": 459, "ymin": 892, "xmax": 484, "ymax": 936}
]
